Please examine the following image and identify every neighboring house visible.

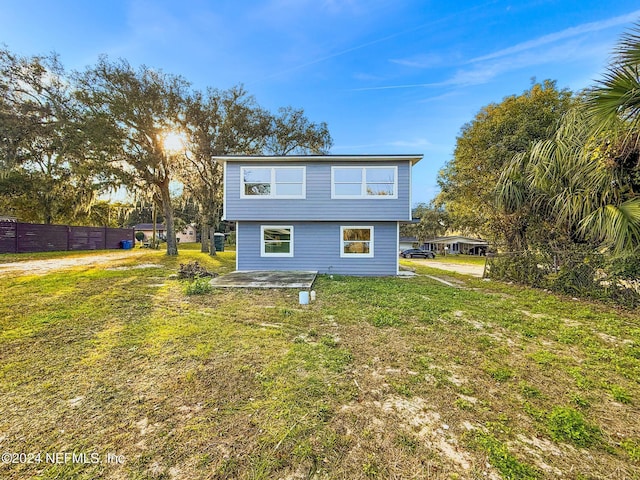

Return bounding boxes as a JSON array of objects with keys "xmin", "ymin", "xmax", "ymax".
[
  {"xmin": 422, "ymin": 235, "xmax": 488, "ymax": 255},
  {"xmin": 134, "ymin": 223, "xmax": 166, "ymax": 243},
  {"xmin": 217, "ymin": 154, "xmax": 423, "ymax": 276},
  {"xmin": 133, "ymin": 224, "xmax": 197, "ymax": 243},
  {"xmin": 399, "ymin": 236, "xmax": 418, "ymax": 252},
  {"xmin": 177, "ymin": 225, "xmax": 197, "ymax": 243}
]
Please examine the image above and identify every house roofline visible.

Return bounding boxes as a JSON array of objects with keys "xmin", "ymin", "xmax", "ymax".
[{"xmin": 215, "ymin": 154, "xmax": 423, "ymax": 165}]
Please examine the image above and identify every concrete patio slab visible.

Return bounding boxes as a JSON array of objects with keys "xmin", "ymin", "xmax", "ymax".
[{"xmin": 210, "ymin": 270, "xmax": 318, "ymax": 289}]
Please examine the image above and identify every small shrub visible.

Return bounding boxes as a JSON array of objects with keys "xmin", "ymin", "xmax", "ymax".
[
  {"xmin": 553, "ymin": 262, "xmax": 599, "ymax": 296},
  {"xmin": 487, "ymin": 252, "xmax": 548, "ymax": 287},
  {"xmin": 607, "ymin": 253, "xmax": 640, "ymax": 280},
  {"xmin": 547, "ymin": 406, "xmax": 601, "ymax": 447},
  {"xmin": 184, "ymin": 277, "xmax": 213, "ymax": 296}
]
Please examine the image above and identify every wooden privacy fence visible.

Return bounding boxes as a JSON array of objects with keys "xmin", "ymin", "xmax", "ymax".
[{"xmin": 0, "ymin": 221, "xmax": 135, "ymax": 254}]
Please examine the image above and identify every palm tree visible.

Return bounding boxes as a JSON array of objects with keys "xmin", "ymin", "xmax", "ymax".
[
  {"xmin": 497, "ymin": 23, "xmax": 640, "ymax": 254},
  {"xmin": 585, "ymin": 22, "xmax": 640, "ymax": 253},
  {"xmin": 587, "ymin": 23, "xmax": 640, "ymax": 135},
  {"xmin": 497, "ymin": 104, "xmax": 640, "ymax": 254}
]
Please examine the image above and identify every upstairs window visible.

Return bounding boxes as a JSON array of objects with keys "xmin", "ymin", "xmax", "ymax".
[
  {"xmin": 332, "ymin": 166, "xmax": 397, "ymax": 199},
  {"xmin": 241, "ymin": 166, "xmax": 306, "ymax": 198}
]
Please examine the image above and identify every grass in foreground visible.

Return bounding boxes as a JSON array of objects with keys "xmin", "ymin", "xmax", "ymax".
[{"xmin": 0, "ymin": 249, "xmax": 638, "ymax": 479}]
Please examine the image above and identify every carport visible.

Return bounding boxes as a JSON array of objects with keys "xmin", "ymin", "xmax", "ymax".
[{"xmin": 210, "ymin": 270, "xmax": 317, "ymax": 289}]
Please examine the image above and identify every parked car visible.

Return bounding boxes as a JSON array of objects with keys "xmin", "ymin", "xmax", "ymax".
[{"xmin": 400, "ymin": 248, "xmax": 435, "ymax": 259}]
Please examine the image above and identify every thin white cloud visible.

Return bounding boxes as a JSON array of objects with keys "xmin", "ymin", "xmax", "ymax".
[
  {"xmin": 418, "ymin": 91, "xmax": 461, "ymax": 104},
  {"xmin": 390, "ymin": 53, "xmax": 443, "ymax": 69},
  {"xmin": 252, "ymin": 26, "xmax": 427, "ymax": 84},
  {"xmin": 254, "ymin": 2, "xmax": 496, "ymax": 83},
  {"xmin": 444, "ymin": 36, "xmax": 610, "ymax": 87},
  {"xmin": 389, "ymin": 138, "xmax": 432, "ymax": 148},
  {"xmin": 350, "ymin": 82, "xmax": 438, "ymax": 91},
  {"xmin": 354, "ymin": 11, "xmax": 634, "ymax": 92},
  {"xmin": 352, "ymin": 72, "xmax": 387, "ymax": 82},
  {"xmin": 335, "ymin": 138, "xmax": 433, "ymax": 150},
  {"xmin": 469, "ymin": 9, "xmax": 640, "ymax": 63},
  {"xmin": 262, "ymin": 0, "xmax": 365, "ymax": 16}
]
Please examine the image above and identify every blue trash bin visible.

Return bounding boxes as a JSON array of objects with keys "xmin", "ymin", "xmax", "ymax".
[{"xmin": 120, "ymin": 240, "xmax": 133, "ymax": 249}]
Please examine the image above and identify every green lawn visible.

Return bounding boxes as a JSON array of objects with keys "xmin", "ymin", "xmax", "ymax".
[{"xmin": 0, "ymin": 248, "xmax": 638, "ymax": 479}]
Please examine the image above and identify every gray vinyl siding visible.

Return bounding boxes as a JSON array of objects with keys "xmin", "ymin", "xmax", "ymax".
[
  {"xmin": 237, "ymin": 221, "xmax": 398, "ymax": 276},
  {"xmin": 225, "ymin": 161, "xmax": 411, "ymax": 221}
]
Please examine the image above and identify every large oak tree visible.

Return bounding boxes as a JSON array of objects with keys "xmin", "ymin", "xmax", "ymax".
[
  {"xmin": 0, "ymin": 49, "xmax": 99, "ymax": 224},
  {"xmin": 180, "ymin": 87, "xmax": 332, "ymax": 255},
  {"xmin": 2, "ymin": 46, "xmax": 334, "ymax": 253},
  {"xmin": 76, "ymin": 57, "xmax": 189, "ymax": 255},
  {"xmin": 180, "ymin": 86, "xmax": 271, "ymax": 254},
  {"xmin": 436, "ymin": 80, "xmax": 574, "ymax": 249}
]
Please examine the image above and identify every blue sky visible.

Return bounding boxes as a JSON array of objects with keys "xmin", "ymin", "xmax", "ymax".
[{"xmin": 2, "ymin": 1, "xmax": 640, "ymax": 205}]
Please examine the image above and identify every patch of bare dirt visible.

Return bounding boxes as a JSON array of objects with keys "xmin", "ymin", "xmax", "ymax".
[
  {"xmin": 0, "ymin": 251, "xmax": 143, "ymax": 275},
  {"xmin": 340, "ymin": 394, "xmax": 499, "ymax": 478},
  {"xmin": 412, "ymin": 259, "xmax": 485, "ymax": 277}
]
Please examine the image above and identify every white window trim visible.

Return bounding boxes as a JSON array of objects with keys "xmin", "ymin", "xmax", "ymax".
[
  {"xmin": 240, "ymin": 166, "xmax": 306, "ymax": 199},
  {"xmin": 396, "ymin": 222, "xmax": 400, "ymax": 275},
  {"xmin": 408, "ymin": 159, "xmax": 412, "ymax": 220},
  {"xmin": 222, "ymin": 160, "xmax": 228, "ymax": 220},
  {"xmin": 340, "ymin": 225, "xmax": 374, "ymax": 258},
  {"xmin": 261, "ymin": 225, "xmax": 294, "ymax": 257},
  {"xmin": 331, "ymin": 166, "xmax": 398, "ymax": 199}
]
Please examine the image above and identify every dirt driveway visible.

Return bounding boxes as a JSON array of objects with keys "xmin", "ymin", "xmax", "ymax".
[
  {"xmin": 0, "ymin": 251, "xmax": 141, "ymax": 275},
  {"xmin": 409, "ymin": 259, "xmax": 486, "ymax": 278}
]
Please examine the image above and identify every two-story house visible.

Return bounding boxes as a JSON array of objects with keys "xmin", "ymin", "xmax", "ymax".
[{"xmin": 217, "ymin": 154, "xmax": 423, "ymax": 276}]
